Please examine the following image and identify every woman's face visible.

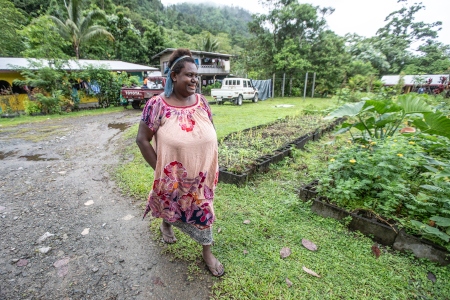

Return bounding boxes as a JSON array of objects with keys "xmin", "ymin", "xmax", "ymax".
[{"xmin": 173, "ymin": 62, "xmax": 198, "ymax": 97}]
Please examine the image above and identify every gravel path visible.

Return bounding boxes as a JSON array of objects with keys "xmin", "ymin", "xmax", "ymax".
[{"xmin": 0, "ymin": 110, "xmax": 211, "ymax": 300}]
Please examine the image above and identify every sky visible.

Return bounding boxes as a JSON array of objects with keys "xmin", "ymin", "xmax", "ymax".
[{"xmin": 161, "ymin": 0, "xmax": 450, "ymax": 46}]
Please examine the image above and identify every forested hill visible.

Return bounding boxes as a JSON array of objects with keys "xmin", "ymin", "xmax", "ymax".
[
  {"xmin": 162, "ymin": 3, "xmax": 252, "ymax": 37},
  {"xmin": 11, "ymin": 0, "xmax": 252, "ymax": 38}
]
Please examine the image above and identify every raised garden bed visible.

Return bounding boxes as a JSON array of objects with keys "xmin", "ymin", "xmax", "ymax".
[
  {"xmin": 218, "ymin": 116, "xmax": 344, "ymax": 185},
  {"xmin": 299, "ymin": 181, "xmax": 450, "ymax": 265}
]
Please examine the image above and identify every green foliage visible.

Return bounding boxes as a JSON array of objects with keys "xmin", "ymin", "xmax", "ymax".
[
  {"xmin": 49, "ymin": 0, "xmax": 114, "ymax": 58},
  {"xmin": 24, "ymin": 99, "xmax": 41, "ymax": 115},
  {"xmin": 0, "ymin": 0, "xmax": 26, "ymax": 56},
  {"xmin": 78, "ymin": 65, "xmax": 129, "ymax": 107},
  {"xmin": 201, "ymin": 81, "xmax": 221, "ymax": 96},
  {"xmin": 19, "ymin": 15, "xmax": 71, "ymax": 59},
  {"xmin": 34, "ymin": 91, "xmax": 64, "ymax": 114},
  {"xmin": 326, "ymin": 94, "xmax": 439, "ymax": 142}
]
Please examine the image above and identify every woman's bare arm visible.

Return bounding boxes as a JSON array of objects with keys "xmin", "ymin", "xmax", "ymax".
[{"xmin": 136, "ymin": 120, "xmax": 157, "ymax": 170}]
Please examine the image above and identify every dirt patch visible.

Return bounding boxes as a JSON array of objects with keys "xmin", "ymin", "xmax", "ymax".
[{"xmin": 0, "ymin": 110, "xmax": 212, "ymax": 299}]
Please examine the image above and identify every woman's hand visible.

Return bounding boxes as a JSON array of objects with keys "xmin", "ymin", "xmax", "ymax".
[{"xmin": 136, "ymin": 121, "xmax": 157, "ymax": 170}]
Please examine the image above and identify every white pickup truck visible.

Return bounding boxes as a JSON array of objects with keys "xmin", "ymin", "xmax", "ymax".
[{"xmin": 211, "ymin": 78, "xmax": 258, "ymax": 105}]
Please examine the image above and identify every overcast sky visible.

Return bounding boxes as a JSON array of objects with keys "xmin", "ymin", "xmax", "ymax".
[{"xmin": 161, "ymin": 0, "xmax": 450, "ymax": 46}]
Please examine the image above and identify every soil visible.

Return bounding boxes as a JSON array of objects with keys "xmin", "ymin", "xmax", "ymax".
[{"xmin": 0, "ymin": 110, "xmax": 212, "ymax": 300}]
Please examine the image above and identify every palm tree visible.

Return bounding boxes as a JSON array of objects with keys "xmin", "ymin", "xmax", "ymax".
[
  {"xmin": 196, "ymin": 33, "xmax": 220, "ymax": 52},
  {"xmin": 50, "ymin": 0, "xmax": 114, "ymax": 59}
]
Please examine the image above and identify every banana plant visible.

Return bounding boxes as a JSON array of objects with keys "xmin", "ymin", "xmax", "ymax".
[{"xmin": 325, "ymin": 94, "xmax": 450, "ymax": 141}]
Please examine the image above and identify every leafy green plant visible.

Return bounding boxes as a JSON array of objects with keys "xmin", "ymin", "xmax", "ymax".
[
  {"xmin": 326, "ymin": 94, "xmax": 450, "ymax": 142},
  {"xmin": 24, "ymin": 99, "xmax": 41, "ymax": 115}
]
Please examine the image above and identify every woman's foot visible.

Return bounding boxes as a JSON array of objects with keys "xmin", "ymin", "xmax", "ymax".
[
  {"xmin": 203, "ymin": 246, "xmax": 224, "ymax": 277},
  {"xmin": 160, "ymin": 222, "xmax": 177, "ymax": 244}
]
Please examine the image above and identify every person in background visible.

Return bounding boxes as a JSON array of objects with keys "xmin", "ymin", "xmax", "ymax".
[
  {"xmin": 136, "ymin": 48, "xmax": 224, "ymax": 277},
  {"xmin": 143, "ymin": 76, "xmax": 149, "ymax": 88}
]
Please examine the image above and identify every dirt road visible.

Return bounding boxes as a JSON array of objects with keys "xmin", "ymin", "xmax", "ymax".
[{"xmin": 0, "ymin": 110, "xmax": 211, "ymax": 299}]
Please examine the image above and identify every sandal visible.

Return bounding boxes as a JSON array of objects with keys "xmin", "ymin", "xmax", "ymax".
[
  {"xmin": 206, "ymin": 259, "xmax": 225, "ymax": 277},
  {"xmin": 159, "ymin": 223, "xmax": 177, "ymax": 244}
]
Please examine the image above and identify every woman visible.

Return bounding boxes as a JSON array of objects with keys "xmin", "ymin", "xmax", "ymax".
[{"xmin": 136, "ymin": 49, "xmax": 224, "ymax": 277}]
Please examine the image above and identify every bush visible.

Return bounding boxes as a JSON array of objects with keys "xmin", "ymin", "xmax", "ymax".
[{"xmin": 24, "ymin": 99, "xmax": 41, "ymax": 115}]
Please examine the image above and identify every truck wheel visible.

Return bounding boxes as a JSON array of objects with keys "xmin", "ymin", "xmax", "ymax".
[
  {"xmin": 236, "ymin": 95, "xmax": 243, "ymax": 106},
  {"xmin": 131, "ymin": 100, "xmax": 141, "ymax": 109},
  {"xmin": 252, "ymin": 93, "xmax": 259, "ymax": 103}
]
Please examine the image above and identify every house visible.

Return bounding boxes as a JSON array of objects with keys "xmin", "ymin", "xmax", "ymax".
[
  {"xmin": 381, "ymin": 74, "xmax": 450, "ymax": 94},
  {"xmin": 151, "ymin": 48, "xmax": 232, "ymax": 92},
  {"xmin": 0, "ymin": 57, "xmax": 158, "ymax": 112}
]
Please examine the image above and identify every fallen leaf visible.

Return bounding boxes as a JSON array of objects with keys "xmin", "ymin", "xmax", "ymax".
[
  {"xmin": 427, "ymin": 272, "xmax": 437, "ymax": 283},
  {"xmin": 16, "ymin": 259, "xmax": 28, "ymax": 267},
  {"xmin": 301, "ymin": 239, "xmax": 318, "ymax": 251},
  {"xmin": 371, "ymin": 244, "xmax": 381, "ymax": 259},
  {"xmin": 37, "ymin": 232, "xmax": 54, "ymax": 244},
  {"xmin": 217, "ymin": 227, "xmax": 222, "ymax": 233},
  {"xmin": 285, "ymin": 278, "xmax": 293, "ymax": 287},
  {"xmin": 122, "ymin": 214, "xmax": 134, "ymax": 220},
  {"xmin": 81, "ymin": 228, "xmax": 90, "ymax": 235},
  {"xmin": 243, "ymin": 250, "xmax": 248, "ymax": 255},
  {"xmin": 280, "ymin": 247, "xmax": 291, "ymax": 259},
  {"xmin": 243, "ymin": 220, "xmax": 251, "ymax": 224},
  {"xmin": 84, "ymin": 200, "xmax": 94, "ymax": 206},
  {"xmin": 302, "ymin": 266, "xmax": 321, "ymax": 278}
]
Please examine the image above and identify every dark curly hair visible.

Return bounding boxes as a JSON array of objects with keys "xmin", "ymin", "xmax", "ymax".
[{"xmin": 168, "ymin": 48, "xmax": 196, "ymax": 74}]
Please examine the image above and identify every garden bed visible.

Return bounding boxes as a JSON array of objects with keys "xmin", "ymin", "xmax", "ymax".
[
  {"xmin": 217, "ymin": 116, "xmax": 344, "ymax": 185},
  {"xmin": 299, "ymin": 181, "xmax": 450, "ymax": 265}
]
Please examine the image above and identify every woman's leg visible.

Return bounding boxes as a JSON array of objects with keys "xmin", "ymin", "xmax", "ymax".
[
  {"xmin": 202, "ymin": 245, "xmax": 224, "ymax": 277},
  {"xmin": 160, "ymin": 220, "xmax": 177, "ymax": 243}
]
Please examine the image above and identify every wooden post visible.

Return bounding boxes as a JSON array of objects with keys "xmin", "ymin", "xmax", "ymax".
[
  {"xmin": 311, "ymin": 72, "xmax": 316, "ymax": 98},
  {"xmin": 282, "ymin": 73, "xmax": 285, "ymax": 97},
  {"xmin": 303, "ymin": 72, "xmax": 308, "ymax": 100},
  {"xmin": 289, "ymin": 77, "xmax": 292, "ymax": 96},
  {"xmin": 272, "ymin": 73, "xmax": 275, "ymax": 98}
]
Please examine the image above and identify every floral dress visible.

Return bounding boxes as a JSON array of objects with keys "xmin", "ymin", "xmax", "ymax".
[{"xmin": 141, "ymin": 94, "xmax": 218, "ymax": 245}]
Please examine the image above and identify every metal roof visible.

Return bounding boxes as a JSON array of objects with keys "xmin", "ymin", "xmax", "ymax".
[
  {"xmin": 381, "ymin": 74, "xmax": 450, "ymax": 86},
  {"xmin": 151, "ymin": 48, "xmax": 232, "ymax": 60},
  {"xmin": 0, "ymin": 57, "xmax": 158, "ymax": 72}
]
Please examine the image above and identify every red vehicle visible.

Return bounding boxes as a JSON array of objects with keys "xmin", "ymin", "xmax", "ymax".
[{"xmin": 121, "ymin": 76, "xmax": 166, "ymax": 109}]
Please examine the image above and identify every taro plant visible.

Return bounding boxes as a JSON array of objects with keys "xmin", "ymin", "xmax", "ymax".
[{"xmin": 325, "ymin": 93, "xmax": 450, "ymax": 143}]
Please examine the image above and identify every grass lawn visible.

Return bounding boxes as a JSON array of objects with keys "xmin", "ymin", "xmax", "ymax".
[
  {"xmin": 87, "ymin": 97, "xmax": 450, "ymax": 298},
  {"xmin": 0, "ymin": 106, "xmax": 125, "ymax": 128}
]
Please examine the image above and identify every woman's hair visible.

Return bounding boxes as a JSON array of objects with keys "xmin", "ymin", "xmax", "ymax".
[{"xmin": 168, "ymin": 48, "xmax": 196, "ymax": 74}]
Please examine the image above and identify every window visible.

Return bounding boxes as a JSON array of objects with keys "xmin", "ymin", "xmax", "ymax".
[
  {"xmin": 243, "ymin": 81, "xmax": 247, "ymax": 87},
  {"xmin": 236, "ymin": 80, "xmax": 240, "ymax": 85}
]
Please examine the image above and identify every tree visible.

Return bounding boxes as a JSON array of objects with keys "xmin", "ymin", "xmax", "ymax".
[
  {"xmin": 403, "ymin": 40, "xmax": 450, "ymax": 74},
  {"xmin": 50, "ymin": 0, "xmax": 114, "ymax": 59},
  {"xmin": 0, "ymin": 0, "xmax": 26, "ymax": 57},
  {"xmin": 195, "ymin": 32, "xmax": 220, "ymax": 52},
  {"xmin": 19, "ymin": 16, "xmax": 72, "ymax": 59},
  {"xmin": 375, "ymin": 0, "xmax": 442, "ymax": 74}
]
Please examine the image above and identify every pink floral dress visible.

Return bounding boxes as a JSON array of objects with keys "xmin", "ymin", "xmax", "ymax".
[{"xmin": 141, "ymin": 94, "xmax": 218, "ymax": 245}]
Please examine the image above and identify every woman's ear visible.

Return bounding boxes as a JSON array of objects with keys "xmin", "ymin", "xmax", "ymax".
[{"xmin": 170, "ymin": 72, "xmax": 177, "ymax": 83}]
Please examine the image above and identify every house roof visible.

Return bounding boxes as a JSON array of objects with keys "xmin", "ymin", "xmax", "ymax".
[
  {"xmin": 151, "ymin": 48, "xmax": 232, "ymax": 60},
  {"xmin": 381, "ymin": 74, "xmax": 450, "ymax": 86},
  {"xmin": 0, "ymin": 57, "xmax": 158, "ymax": 72}
]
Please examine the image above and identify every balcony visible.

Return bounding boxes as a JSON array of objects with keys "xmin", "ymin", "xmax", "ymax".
[{"xmin": 198, "ymin": 65, "xmax": 229, "ymax": 75}]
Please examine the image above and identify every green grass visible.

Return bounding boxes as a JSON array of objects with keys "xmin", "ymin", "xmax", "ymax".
[
  {"xmin": 0, "ymin": 106, "xmax": 125, "ymax": 128},
  {"xmin": 115, "ymin": 97, "xmax": 450, "ymax": 299},
  {"xmin": 208, "ymin": 97, "xmax": 338, "ymax": 138}
]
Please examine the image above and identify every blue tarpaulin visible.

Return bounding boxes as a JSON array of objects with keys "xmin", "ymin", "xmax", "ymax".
[{"xmin": 251, "ymin": 79, "xmax": 272, "ymax": 100}]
